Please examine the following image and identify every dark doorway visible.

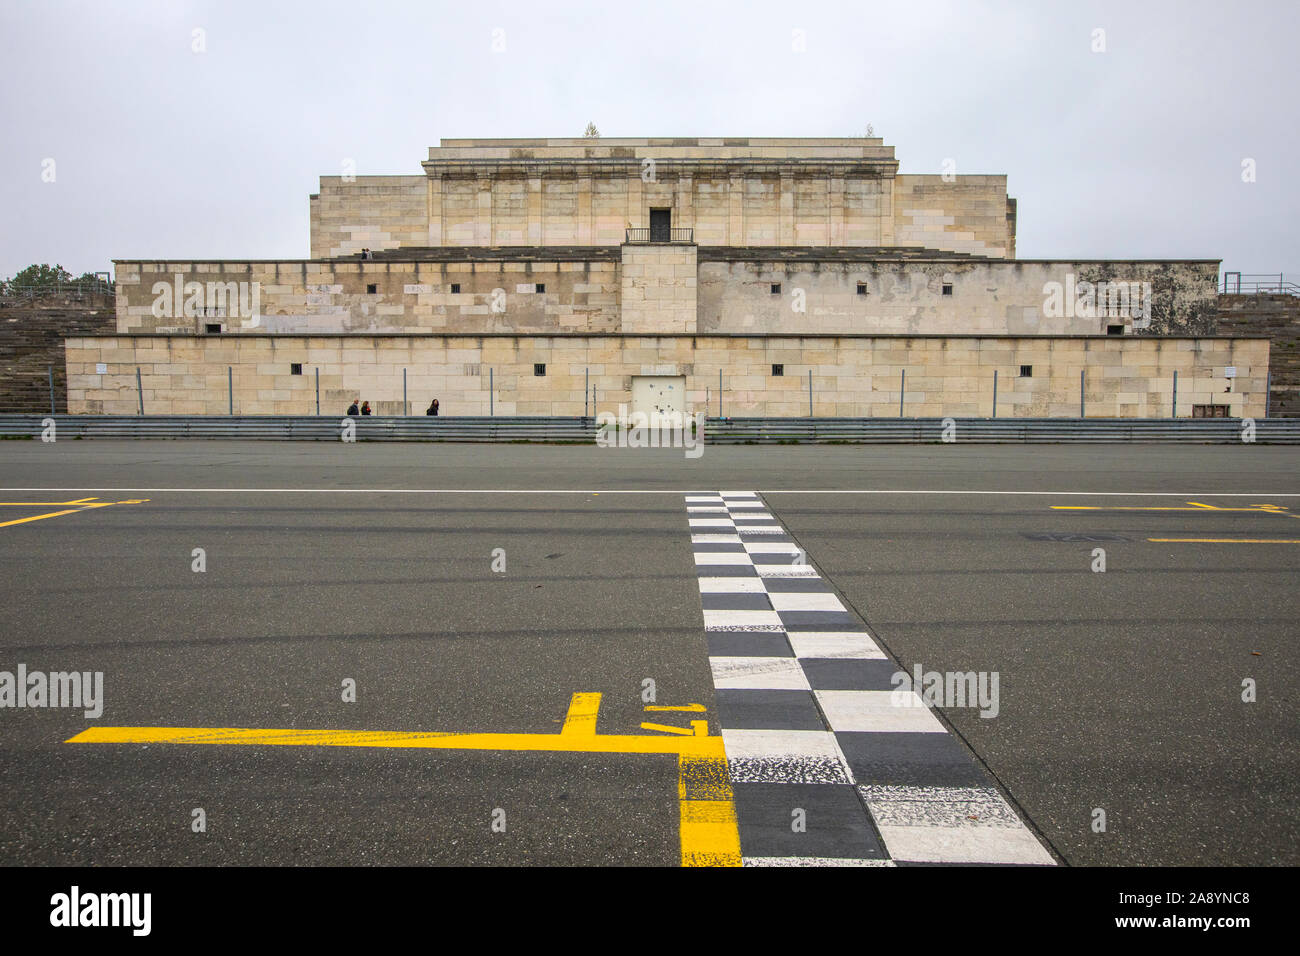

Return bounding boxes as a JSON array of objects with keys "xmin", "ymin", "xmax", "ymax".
[{"xmin": 649, "ymin": 208, "xmax": 671, "ymax": 242}]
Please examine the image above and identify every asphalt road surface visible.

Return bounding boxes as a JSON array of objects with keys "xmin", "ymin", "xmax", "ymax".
[{"xmin": 0, "ymin": 440, "xmax": 1295, "ymax": 865}]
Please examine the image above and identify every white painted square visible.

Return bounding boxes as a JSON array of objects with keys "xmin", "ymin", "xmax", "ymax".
[
  {"xmin": 744, "ymin": 542, "xmax": 802, "ymax": 554},
  {"xmin": 690, "ymin": 533, "xmax": 741, "ymax": 544},
  {"xmin": 702, "ymin": 609, "xmax": 783, "ymax": 630},
  {"xmin": 813, "ymin": 690, "xmax": 947, "ymax": 733},
  {"xmin": 697, "ymin": 577, "xmax": 767, "ymax": 593},
  {"xmin": 693, "ymin": 552, "xmax": 753, "ymax": 566},
  {"xmin": 710, "ymin": 656, "xmax": 810, "ymax": 690},
  {"xmin": 787, "ymin": 632, "xmax": 884, "ymax": 659},
  {"xmin": 722, "ymin": 729, "xmax": 852, "ymax": 784},
  {"xmin": 688, "ymin": 518, "xmax": 734, "ymax": 528},
  {"xmin": 768, "ymin": 592, "xmax": 846, "ymax": 613}
]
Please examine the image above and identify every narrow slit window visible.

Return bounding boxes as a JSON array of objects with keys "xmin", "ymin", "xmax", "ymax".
[
  {"xmin": 770, "ymin": 283, "xmax": 781, "ymax": 294},
  {"xmin": 534, "ymin": 363, "xmax": 546, "ymax": 376},
  {"xmin": 366, "ymin": 283, "xmax": 377, "ymax": 294},
  {"xmin": 1019, "ymin": 365, "xmax": 1033, "ymax": 377},
  {"xmin": 450, "ymin": 283, "xmax": 460, "ymax": 294},
  {"xmin": 290, "ymin": 363, "xmax": 303, "ymax": 375},
  {"xmin": 771, "ymin": 364, "xmax": 784, "ymax": 376},
  {"xmin": 857, "ymin": 283, "xmax": 869, "ymax": 296},
  {"xmin": 535, "ymin": 283, "xmax": 545, "ymax": 293},
  {"xmin": 942, "ymin": 283, "xmax": 953, "ymax": 296}
]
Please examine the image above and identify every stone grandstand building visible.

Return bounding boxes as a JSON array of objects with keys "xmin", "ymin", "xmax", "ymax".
[{"xmin": 67, "ymin": 137, "xmax": 1267, "ymax": 418}]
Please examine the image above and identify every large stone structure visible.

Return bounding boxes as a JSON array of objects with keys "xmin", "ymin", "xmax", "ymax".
[{"xmin": 64, "ymin": 138, "xmax": 1269, "ymax": 419}]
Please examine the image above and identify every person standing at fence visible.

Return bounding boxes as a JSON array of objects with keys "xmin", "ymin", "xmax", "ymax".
[
  {"xmin": 346, "ymin": 399, "xmax": 359, "ymax": 416},
  {"xmin": 360, "ymin": 401, "xmax": 371, "ymax": 416},
  {"xmin": 431, "ymin": 398, "xmax": 440, "ymax": 417}
]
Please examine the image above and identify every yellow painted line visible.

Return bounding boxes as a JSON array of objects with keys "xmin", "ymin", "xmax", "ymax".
[
  {"xmin": 641, "ymin": 721, "xmax": 697, "ymax": 736},
  {"xmin": 1052, "ymin": 505, "xmax": 1288, "ymax": 512},
  {"xmin": 560, "ymin": 692, "xmax": 601, "ymax": 737},
  {"xmin": 1147, "ymin": 538, "xmax": 1300, "ymax": 544},
  {"xmin": 66, "ymin": 723, "xmax": 729, "ymax": 757},
  {"xmin": 0, "ymin": 509, "xmax": 85, "ymax": 528},
  {"xmin": 678, "ymin": 754, "xmax": 742, "ymax": 867},
  {"xmin": 645, "ymin": 704, "xmax": 706, "ymax": 712}
]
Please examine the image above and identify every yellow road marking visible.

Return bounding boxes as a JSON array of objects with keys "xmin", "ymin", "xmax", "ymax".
[
  {"xmin": 0, "ymin": 509, "xmax": 85, "ymax": 528},
  {"xmin": 678, "ymin": 754, "xmax": 742, "ymax": 867},
  {"xmin": 641, "ymin": 721, "xmax": 697, "ymax": 736},
  {"xmin": 65, "ymin": 692, "xmax": 742, "ymax": 867},
  {"xmin": 1052, "ymin": 504, "xmax": 1288, "ymax": 512},
  {"xmin": 645, "ymin": 704, "xmax": 706, "ymax": 712},
  {"xmin": 560, "ymin": 692, "xmax": 601, "ymax": 737},
  {"xmin": 1147, "ymin": 538, "xmax": 1300, "ymax": 544},
  {"xmin": 0, "ymin": 498, "xmax": 145, "ymax": 530}
]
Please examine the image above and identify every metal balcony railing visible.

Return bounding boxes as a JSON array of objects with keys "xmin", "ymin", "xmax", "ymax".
[
  {"xmin": 624, "ymin": 228, "xmax": 694, "ymax": 244},
  {"xmin": 1221, "ymin": 272, "xmax": 1300, "ymax": 296}
]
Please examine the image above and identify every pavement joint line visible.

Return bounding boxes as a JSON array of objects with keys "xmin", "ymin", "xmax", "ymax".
[
  {"xmin": 65, "ymin": 692, "xmax": 742, "ymax": 868},
  {"xmin": 689, "ymin": 490, "xmax": 1058, "ymax": 866}
]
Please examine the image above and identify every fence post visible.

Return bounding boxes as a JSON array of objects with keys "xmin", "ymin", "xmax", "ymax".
[
  {"xmin": 808, "ymin": 370, "xmax": 813, "ymax": 417},
  {"xmin": 228, "ymin": 366, "xmax": 233, "ymax": 415},
  {"xmin": 992, "ymin": 369, "xmax": 998, "ymax": 418},
  {"xmin": 899, "ymin": 369, "xmax": 905, "ymax": 418},
  {"xmin": 137, "ymin": 367, "xmax": 144, "ymax": 415},
  {"xmin": 719, "ymin": 369, "xmax": 723, "ymax": 418},
  {"xmin": 1264, "ymin": 370, "xmax": 1270, "ymax": 419},
  {"xmin": 585, "ymin": 367, "xmax": 589, "ymax": 417},
  {"xmin": 48, "ymin": 365, "xmax": 55, "ymax": 415},
  {"xmin": 315, "ymin": 367, "xmax": 320, "ymax": 415},
  {"xmin": 1080, "ymin": 369, "xmax": 1085, "ymax": 418},
  {"xmin": 1171, "ymin": 370, "xmax": 1178, "ymax": 419},
  {"xmin": 403, "ymin": 367, "xmax": 408, "ymax": 416},
  {"xmin": 489, "ymin": 368, "xmax": 494, "ymax": 416}
]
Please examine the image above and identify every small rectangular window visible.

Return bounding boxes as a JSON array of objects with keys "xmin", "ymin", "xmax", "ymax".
[
  {"xmin": 535, "ymin": 283, "xmax": 545, "ymax": 293},
  {"xmin": 857, "ymin": 283, "xmax": 869, "ymax": 296},
  {"xmin": 450, "ymin": 283, "xmax": 460, "ymax": 294},
  {"xmin": 534, "ymin": 363, "xmax": 546, "ymax": 376},
  {"xmin": 771, "ymin": 364, "xmax": 784, "ymax": 376},
  {"xmin": 366, "ymin": 283, "xmax": 377, "ymax": 294},
  {"xmin": 205, "ymin": 323, "xmax": 222, "ymax": 334},
  {"xmin": 1107, "ymin": 324, "xmax": 1124, "ymax": 336},
  {"xmin": 942, "ymin": 283, "xmax": 953, "ymax": 296},
  {"xmin": 290, "ymin": 363, "xmax": 303, "ymax": 375},
  {"xmin": 1019, "ymin": 365, "xmax": 1033, "ymax": 377},
  {"xmin": 770, "ymin": 283, "xmax": 781, "ymax": 295}
]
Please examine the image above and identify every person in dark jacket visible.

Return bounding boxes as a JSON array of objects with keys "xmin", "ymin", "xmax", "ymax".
[
  {"xmin": 426, "ymin": 398, "xmax": 440, "ymax": 416},
  {"xmin": 360, "ymin": 401, "xmax": 372, "ymax": 416},
  {"xmin": 346, "ymin": 400, "xmax": 359, "ymax": 416}
]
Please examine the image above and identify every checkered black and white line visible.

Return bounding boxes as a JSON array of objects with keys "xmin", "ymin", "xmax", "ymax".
[{"xmin": 687, "ymin": 491, "xmax": 1055, "ymax": 867}]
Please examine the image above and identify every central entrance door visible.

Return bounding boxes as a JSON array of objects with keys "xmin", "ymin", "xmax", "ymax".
[
  {"xmin": 631, "ymin": 375, "xmax": 686, "ymax": 423},
  {"xmin": 649, "ymin": 208, "xmax": 671, "ymax": 242}
]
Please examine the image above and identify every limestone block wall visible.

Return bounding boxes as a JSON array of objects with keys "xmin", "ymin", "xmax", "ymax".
[
  {"xmin": 112, "ymin": 260, "xmax": 620, "ymax": 335},
  {"xmin": 698, "ymin": 258, "xmax": 1220, "ymax": 336},
  {"xmin": 65, "ymin": 333, "xmax": 1267, "ymax": 420},
  {"xmin": 306, "ymin": 138, "xmax": 1009, "ymax": 254},
  {"xmin": 620, "ymin": 245, "xmax": 697, "ymax": 333},
  {"xmin": 893, "ymin": 176, "xmax": 1013, "ymax": 257},
  {"xmin": 310, "ymin": 176, "xmax": 428, "ymax": 258}
]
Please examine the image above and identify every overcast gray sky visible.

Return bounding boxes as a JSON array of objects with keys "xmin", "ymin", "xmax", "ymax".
[{"xmin": 2, "ymin": 0, "xmax": 1296, "ymax": 281}]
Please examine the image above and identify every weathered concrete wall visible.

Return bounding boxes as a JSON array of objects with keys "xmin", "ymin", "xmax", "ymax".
[
  {"xmin": 310, "ymin": 138, "xmax": 1014, "ymax": 256},
  {"xmin": 698, "ymin": 257, "xmax": 1219, "ymax": 336},
  {"xmin": 310, "ymin": 175, "xmax": 427, "ymax": 259},
  {"xmin": 620, "ymin": 244, "xmax": 697, "ymax": 333},
  {"xmin": 66, "ymin": 333, "xmax": 1268, "ymax": 420},
  {"xmin": 893, "ymin": 175, "xmax": 1013, "ymax": 256},
  {"xmin": 113, "ymin": 259, "xmax": 621, "ymax": 335},
  {"xmin": 1217, "ymin": 293, "xmax": 1300, "ymax": 416}
]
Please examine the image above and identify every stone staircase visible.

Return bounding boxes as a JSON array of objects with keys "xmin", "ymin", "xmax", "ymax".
[
  {"xmin": 1216, "ymin": 293, "xmax": 1300, "ymax": 417},
  {"xmin": 0, "ymin": 295, "xmax": 116, "ymax": 412}
]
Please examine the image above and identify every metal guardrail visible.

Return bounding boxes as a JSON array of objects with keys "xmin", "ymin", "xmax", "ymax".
[
  {"xmin": 0, "ymin": 415, "xmax": 596, "ymax": 442},
  {"xmin": 1220, "ymin": 272, "xmax": 1299, "ymax": 296},
  {"xmin": 624, "ymin": 228, "xmax": 694, "ymax": 244},
  {"xmin": 2, "ymin": 415, "xmax": 1296, "ymax": 443},
  {"xmin": 702, "ymin": 417, "xmax": 1300, "ymax": 444}
]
